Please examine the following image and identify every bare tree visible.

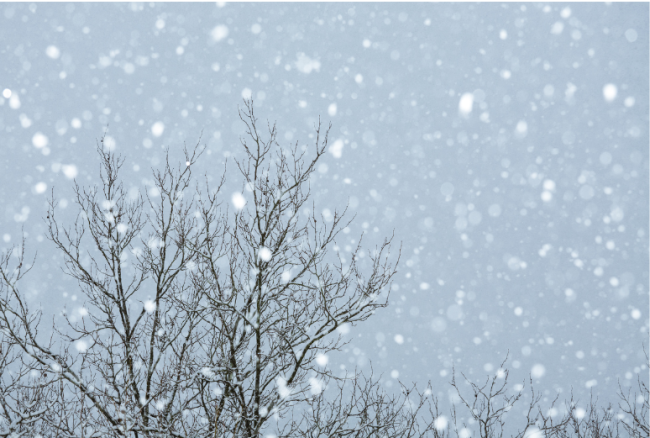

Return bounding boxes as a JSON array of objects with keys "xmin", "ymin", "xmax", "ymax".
[
  {"xmin": 181, "ymin": 101, "xmax": 400, "ymax": 438},
  {"xmin": 0, "ymin": 239, "xmax": 53, "ymax": 438},
  {"xmin": 448, "ymin": 354, "xmax": 572, "ymax": 438},
  {"xmin": 0, "ymin": 101, "xmax": 399, "ymax": 437},
  {"xmin": 0, "ymin": 101, "xmax": 647, "ymax": 438},
  {"xmin": 295, "ymin": 372, "xmax": 444, "ymax": 438},
  {"xmin": 616, "ymin": 349, "xmax": 649, "ymax": 438}
]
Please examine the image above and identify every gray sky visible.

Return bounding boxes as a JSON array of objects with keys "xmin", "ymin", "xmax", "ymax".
[{"xmin": 0, "ymin": 2, "xmax": 647, "ymax": 413}]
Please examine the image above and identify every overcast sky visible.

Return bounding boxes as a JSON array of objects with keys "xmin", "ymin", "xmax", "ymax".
[{"xmin": 0, "ymin": 2, "xmax": 647, "ymax": 413}]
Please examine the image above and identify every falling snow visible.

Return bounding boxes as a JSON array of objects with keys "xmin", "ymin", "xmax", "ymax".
[{"xmin": 0, "ymin": 2, "xmax": 646, "ymax": 424}]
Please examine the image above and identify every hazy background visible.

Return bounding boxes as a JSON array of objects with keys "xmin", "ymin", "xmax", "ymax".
[{"xmin": 0, "ymin": 2, "xmax": 647, "ymax": 414}]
